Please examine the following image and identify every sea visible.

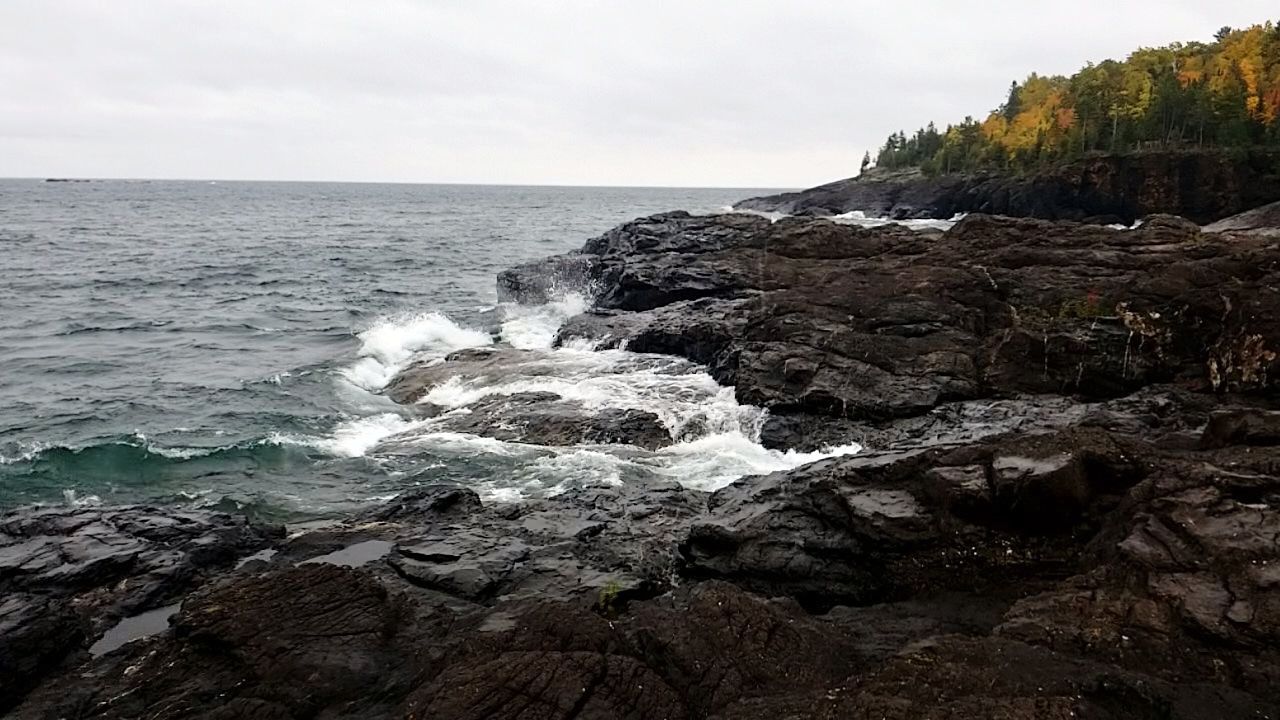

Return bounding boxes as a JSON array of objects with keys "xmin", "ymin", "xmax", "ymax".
[{"xmin": 0, "ymin": 179, "xmax": 888, "ymax": 520}]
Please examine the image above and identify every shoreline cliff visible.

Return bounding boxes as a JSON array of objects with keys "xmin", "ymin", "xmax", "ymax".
[{"xmin": 735, "ymin": 149, "xmax": 1280, "ymax": 225}]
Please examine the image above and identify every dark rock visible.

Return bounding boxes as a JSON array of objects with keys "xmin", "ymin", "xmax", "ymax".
[
  {"xmin": 0, "ymin": 505, "xmax": 281, "ymax": 625},
  {"xmin": 0, "ymin": 595, "xmax": 85, "ymax": 715},
  {"xmin": 15, "ymin": 424, "xmax": 1280, "ymax": 717},
  {"xmin": 996, "ymin": 443, "xmax": 1280, "ymax": 704},
  {"xmin": 430, "ymin": 392, "xmax": 673, "ymax": 450},
  {"xmin": 12, "ymin": 564, "xmax": 439, "ymax": 720},
  {"xmin": 1200, "ymin": 408, "xmax": 1280, "ymax": 448},
  {"xmin": 401, "ymin": 650, "xmax": 687, "ymax": 720},
  {"xmin": 0, "ymin": 504, "xmax": 280, "ymax": 712},
  {"xmin": 1203, "ymin": 200, "xmax": 1280, "ymax": 236},
  {"xmin": 526, "ymin": 210, "xmax": 1280, "ymax": 430},
  {"xmin": 496, "ymin": 253, "xmax": 602, "ymax": 305},
  {"xmin": 680, "ymin": 427, "xmax": 1142, "ymax": 608},
  {"xmin": 555, "ymin": 297, "xmax": 753, "ymax": 382},
  {"xmin": 384, "ymin": 346, "xmax": 539, "ymax": 405},
  {"xmin": 715, "ymin": 635, "xmax": 1276, "ymax": 719},
  {"xmin": 362, "ymin": 484, "xmax": 484, "ymax": 523},
  {"xmin": 382, "ymin": 347, "xmax": 676, "ymax": 449},
  {"xmin": 626, "ymin": 581, "xmax": 862, "ymax": 717},
  {"xmin": 737, "ymin": 150, "xmax": 1280, "ymax": 225}
]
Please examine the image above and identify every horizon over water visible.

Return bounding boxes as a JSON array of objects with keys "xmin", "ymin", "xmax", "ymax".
[
  {"xmin": 20, "ymin": 176, "xmax": 792, "ymax": 191},
  {"xmin": 0, "ymin": 179, "xmax": 867, "ymax": 520}
]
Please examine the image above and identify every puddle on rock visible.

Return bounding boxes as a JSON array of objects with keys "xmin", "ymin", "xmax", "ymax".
[
  {"xmin": 89, "ymin": 603, "xmax": 181, "ymax": 657},
  {"xmin": 300, "ymin": 539, "xmax": 394, "ymax": 567}
]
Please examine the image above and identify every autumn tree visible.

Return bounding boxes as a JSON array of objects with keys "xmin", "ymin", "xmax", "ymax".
[{"xmin": 869, "ymin": 20, "xmax": 1280, "ymax": 175}]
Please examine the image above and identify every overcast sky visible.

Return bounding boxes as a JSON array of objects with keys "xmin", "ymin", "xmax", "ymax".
[{"xmin": 1, "ymin": 1, "xmax": 1275, "ymax": 187}]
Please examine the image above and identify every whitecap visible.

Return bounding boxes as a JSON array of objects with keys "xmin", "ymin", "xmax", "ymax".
[
  {"xmin": 340, "ymin": 312, "xmax": 492, "ymax": 391},
  {"xmin": 498, "ymin": 292, "xmax": 591, "ymax": 350},
  {"xmin": 266, "ymin": 413, "xmax": 423, "ymax": 459},
  {"xmin": 62, "ymin": 489, "xmax": 103, "ymax": 507}
]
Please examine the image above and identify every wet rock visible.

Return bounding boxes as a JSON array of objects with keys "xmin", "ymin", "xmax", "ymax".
[
  {"xmin": 681, "ymin": 428, "xmax": 1143, "ymax": 608},
  {"xmin": 519, "ymin": 210, "xmax": 1280, "ymax": 434},
  {"xmin": 716, "ymin": 634, "xmax": 1277, "ymax": 719},
  {"xmin": 0, "ymin": 594, "xmax": 85, "ymax": 714},
  {"xmin": 362, "ymin": 484, "xmax": 484, "ymax": 523},
  {"xmin": 391, "ymin": 533, "xmax": 532, "ymax": 601},
  {"xmin": 402, "ymin": 650, "xmax": 687, "ymax": 720},
  {"xmin": 996, "ymin": 445, "xmax": 1280, "ymax": 702},
  {"xmin": 626, "ymin": 581, "xmax": 862, "ymax": 717},
  {"xmin": 555, "ymin": 297, "xmax": 753, "ymax": 382},
  {"xmin": 384, "ymin": 346, "xmax": 543, "ymax": 405},
  {"xmin": 0, "ymin": 505, "xmax": 281, "ymax": 625},
  {"xmin": 0, "ymin": 504, "xmax": 280, "ymax": 712},
  {"xmin": 12, "ymin": 564, "xmax": 439, "ymax": 720},
  {"xmin": 429, "ymin": 392, "xmax": 673, "ymax": 450},
  {"xmin": 496, "ymin": 253, "xmax": 602, "ymax": 305}
]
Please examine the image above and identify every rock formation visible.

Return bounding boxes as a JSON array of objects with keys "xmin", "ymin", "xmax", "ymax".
[{"xmin": 736, "ymin": 150, "xmax": 1280, "ymax": 225}]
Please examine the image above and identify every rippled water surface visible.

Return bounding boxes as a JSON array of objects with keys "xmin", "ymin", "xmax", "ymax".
[{"xmin": 1, "ymin": 179, "xmax": 866, "ymax": 518}]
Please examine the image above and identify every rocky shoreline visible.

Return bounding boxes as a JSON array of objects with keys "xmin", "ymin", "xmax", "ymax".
[
  {"xmin": 735, "ymin": 150, "xmax": 1280, "ymax": 225},
  {"xmin": 5, "ymin": 206, "xmax": 1280, "ymax": 718}
]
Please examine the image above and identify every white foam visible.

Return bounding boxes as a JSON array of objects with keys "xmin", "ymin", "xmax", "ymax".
[
  {"xmin": 0, "ymin": 441, "xmax": 49, "ymax": 465},
  {"xmin": 62, "ymin": 489, "xmax": 103, "ymax": 507},
  {"xmin": 829, "ymin": 210, "xmax": 965, "ymax": 232},
  {"xmin": 648, "ymin": 433, "xmax": 862, "ymax": 492},
  {"xmin": 147, "ymin": 444, "xmax": 218, "ymax": 460},
  {"xmin": 299, "ymin": 292, "xmax": 866, "ymax": 497},
  {"xmin": 341, "ymin": 312, "xmax": 492, "ymax": 391},
  {"xmin": 419, "ymin": 347, "xmax": 753, "ymax": 440},
  {"xmin": 522, "ymin": 448, "xmax": 630, "ymax": 489},
  {"xmin": 498, "ymin": 293, "xmax": 590, "ymax": 350},
  {"xmin": 729, "ymin": 207, "xmax": 964, "ymax": 232},
  {"xmin": 268, "ymin": 413, "xmax": 423, "ymax": 458}
]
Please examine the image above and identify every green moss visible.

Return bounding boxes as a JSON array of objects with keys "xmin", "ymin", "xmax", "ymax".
[
  {"xmin": 1058, "ymin": 294, "xmax": 1111, "ymax": 320},
  {"xmin": 596, "ymin": 580, "xmax": 623, "ymax": 617}
]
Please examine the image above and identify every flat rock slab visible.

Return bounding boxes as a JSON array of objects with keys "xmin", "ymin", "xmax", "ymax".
[{"xmin": 0, "ymin": 504, "xmax": 281, "ymax": 714}]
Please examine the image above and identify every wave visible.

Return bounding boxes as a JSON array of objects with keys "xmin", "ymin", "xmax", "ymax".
[
  {"xmin": 498, "ymin": 293, "xmax": 591, "ymax": 350},
  {"xmin": 0, "ymin": 435, "xmax": 322, "ymax": 477},
  {"xmin": 267, "ymin": 413, "xmax": 424, "ymax": 458},
  {"xmin": 341, "ymin": 311, "xmax": 493, "ymax": 391}
]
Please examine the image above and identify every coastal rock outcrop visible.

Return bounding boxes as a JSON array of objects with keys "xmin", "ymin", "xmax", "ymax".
[
  {"xmin": 503, "ymin": 210, "xmax": 1280, "ymax": 431},
  {"xmin": 13, "ymin": 407, "xmax": 1280, "ymax": 717},
  {"xmin": 10, "ymin": 203, "xmax": 1280, "ymax": 717},
  {"xmin": 736, "ymin": 150, "xmax": 1280, "ymax": 225}
]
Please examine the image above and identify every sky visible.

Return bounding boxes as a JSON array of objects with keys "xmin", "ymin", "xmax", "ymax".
[{"xmin": 1, "ymin": 1, "xmax": 1276, "ymax": 188}]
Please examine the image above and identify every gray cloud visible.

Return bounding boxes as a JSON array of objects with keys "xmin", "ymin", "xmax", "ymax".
[{"xmin": 1, "ymin": 0, "xmax": 1274, "ymax": 187}]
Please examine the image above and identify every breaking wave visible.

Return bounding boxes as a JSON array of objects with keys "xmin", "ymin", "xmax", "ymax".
[{"xmin": 296, "ymin": 290, "xmax": 862, "ymax": 499}]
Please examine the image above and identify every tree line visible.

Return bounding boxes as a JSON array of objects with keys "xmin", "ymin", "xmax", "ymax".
[{"xmin": 870, "ymin": 22, "xmax": 1280, "ymax": 175}]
